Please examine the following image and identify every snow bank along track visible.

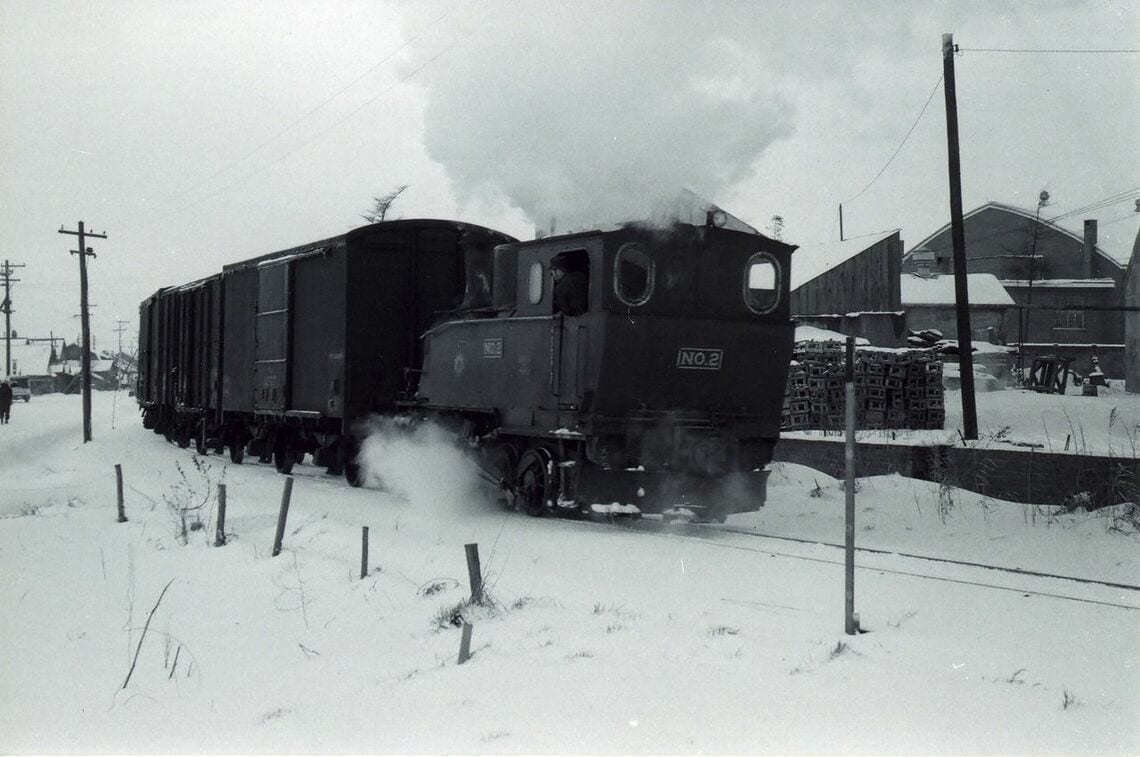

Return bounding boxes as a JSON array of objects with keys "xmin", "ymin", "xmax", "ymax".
[
  {"xmin": 588, "ymin": 517, "xmax": 1140, "ymax": 612},
  {"xmin": 168, "ymin": 449, "xmax": 1138, "ymax": 611}
]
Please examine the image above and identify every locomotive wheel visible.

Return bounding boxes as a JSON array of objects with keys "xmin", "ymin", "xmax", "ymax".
[
  {"xmin": 516, "ymin": 448, "xmax": 554, "ymax": 517},
  {"xmin": 339, "ymin": 438, "xmax": 363, "ymax": 486},
  {"xmin": 344, "ymin": 460, "xmax": 363, "ymax": 487},
  {"xmin": 481, "ymin": 443, "xmax": 519, "ymax": 506}
]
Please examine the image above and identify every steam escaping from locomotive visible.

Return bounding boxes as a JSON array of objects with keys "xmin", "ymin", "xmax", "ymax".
[
  {"xmin": 401, "ymin": 3, "xmax": 796, "ymax": 233},
  {"xmin": 356, "ymin": 416, "xmax": 491, "ymax": 513}
]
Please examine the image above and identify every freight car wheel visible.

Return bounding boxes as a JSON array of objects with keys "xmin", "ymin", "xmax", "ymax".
[
  {"xmin": 228, "ymin": 441, "xmax": 245, "ymax": 464},
  {"xmin": 516, "ymin": 448, "xmax": 553, "ymax": 517},
  {"xmin": 273, "ymin": 439, "xmax": 295, "ymax": 475}
]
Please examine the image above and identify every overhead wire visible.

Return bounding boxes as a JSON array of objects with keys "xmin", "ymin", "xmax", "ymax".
[
  {"xmin": 1046, "ymin": 188, "xmax": 1140, "ymax": 223},
  {"xmin": 957, "ymin": 47, "xmax": 1140, "ymax": 54},
  {"xmin": 131, "ymin": 2, "xmax": 478, "ymax": 230},
  {"xmin": 137, "ymin": 39, "xmax": 465, "ymax": 230},
  {"xmin": 145, "ymin": 4, "xmax": 461, "ymax": 217},
  {"xmin": 842, "ymin": 73, "xmax": 943, "ymax": 205}
]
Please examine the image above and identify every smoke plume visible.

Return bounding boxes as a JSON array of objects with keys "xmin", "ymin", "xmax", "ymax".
[{"xmin": 401, "ymin": 2, "xmax": 804, "ymax": 232}]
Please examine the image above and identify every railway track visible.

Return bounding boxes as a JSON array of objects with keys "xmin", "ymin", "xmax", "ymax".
[
  {"xmin": 191, "ymin": 451, "xmax": 1140, "ymax": 611},
  {"xmin": 591, "ymin": 515, "xmax": 1140, "ymax": 612}
]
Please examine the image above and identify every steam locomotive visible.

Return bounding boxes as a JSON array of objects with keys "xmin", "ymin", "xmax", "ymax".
[{"xmin": 138, "ymin": 213, "xmax": 795, "ymax": 520}]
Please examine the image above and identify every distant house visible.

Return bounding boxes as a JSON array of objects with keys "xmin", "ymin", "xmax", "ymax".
[
  {"xmin": 790, "ymin": 229, "xmax": 904, "ymax": 345},
  {"xmin": 903, "ymin": 201, "xmax": 1140, "ymax": 378},
  {"xmin": 4, "ymin": 340, "xmax": 55, "ymax": 394},
  {"xmin": 901, "ymin": 272, "xmax": 1014, "ymax": 343}
]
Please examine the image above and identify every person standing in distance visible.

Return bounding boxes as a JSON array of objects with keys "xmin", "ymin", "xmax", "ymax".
[{"xmin": 0, "ymin": 380, "xmax": 12, "ymax": 424}]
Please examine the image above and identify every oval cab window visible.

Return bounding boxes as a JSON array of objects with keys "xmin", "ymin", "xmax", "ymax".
[
  {"xmin": 745, "ymin": 254, "xmax": 779, "ymax": 314},
  {"xmin": 614, "ymin": 243, "xmax": 653, "ymax": 306},
  {"xmin": 527, "ymin": 261, "xmax": 545, "ymax": 305}
]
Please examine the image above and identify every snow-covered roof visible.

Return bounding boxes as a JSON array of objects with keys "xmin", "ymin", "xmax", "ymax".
[
  {"xmin": 790, "ymin": 229, "xmax": 898, "ymax": 290},
  {"xmin": 5, "ymin": 342, "xmax": 53, "ymax": 376},
  {"xmin": 905, "ymin": 201, "xmax": 1137, "ymax": 269},
  {"xmin": 793, "ymin": 325, "xmax": 870, "ymax": 345},
  {"xmin": 901, "ymin": 273, "xmax": 1014, "ymax": 306}
]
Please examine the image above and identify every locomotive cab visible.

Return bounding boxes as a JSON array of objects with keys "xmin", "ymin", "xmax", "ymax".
[{"xmin": 416, "ymin": 220, "xmax": 796, "ymax": 519}]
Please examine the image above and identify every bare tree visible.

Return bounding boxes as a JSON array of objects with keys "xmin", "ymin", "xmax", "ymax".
[
  {"xmin": 361, "ymin": 185, "xmax": 408, "ymax": 223},
  {"xmin": 767, "ymin": 215, "xmax": 785, "ymax": 240}
]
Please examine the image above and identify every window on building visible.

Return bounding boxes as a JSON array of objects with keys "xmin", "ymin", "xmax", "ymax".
[{"xmin": 1054, "ymin": 297, "xmax": 1084, "ymax": 330}]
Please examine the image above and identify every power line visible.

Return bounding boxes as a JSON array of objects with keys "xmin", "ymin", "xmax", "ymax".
[
  {"xmin": 137, "ymin": 37, "xmax": 467, "ymax": 231},
  {"xmin": 143, "ymin": 4, "xmax": 466, "ymax": 219},
  {"xmin": 958, "ymin": 47, "xmax": 1140, "ymax": 54},
  {"xmin": 133, "ymin": 4, "xmax": 479, "ymax": 233},
  {"xmin": 1046, "ymin": 188, "xmax": 1140, "ymax": 223},
  {"xmin": 843, "ymin": 74, "xmax": 943, "ymax": 205}
]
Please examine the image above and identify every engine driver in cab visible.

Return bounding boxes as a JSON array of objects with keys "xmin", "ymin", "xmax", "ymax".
[{"xmin": 550, "ymin": 250, "xmax": 589, "ymax": 316}]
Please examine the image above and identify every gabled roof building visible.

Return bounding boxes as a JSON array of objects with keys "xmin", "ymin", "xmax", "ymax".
[{"xmin": 902, "ymin": 201, "xmax": 1140, "ymax": 378}]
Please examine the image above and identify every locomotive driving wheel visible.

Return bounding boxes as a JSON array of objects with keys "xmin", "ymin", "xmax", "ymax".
[{"xmin": 516, "ymin": 448, "xmax": 554, "ymax": 517}]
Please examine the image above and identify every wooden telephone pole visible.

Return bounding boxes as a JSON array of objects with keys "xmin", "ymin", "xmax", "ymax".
[
  {"xmin": 59, "ymin": 221, "xmax": 107, "ymax": 443},
  {"xmin": 1, "ymin": 260, "xmax": 25, "ymax": 377},
  {"xmin": 941, "ymin": 33, "xmax": 978, "ymax": 440}
]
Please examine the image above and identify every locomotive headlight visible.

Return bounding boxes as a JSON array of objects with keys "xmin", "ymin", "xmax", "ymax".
[{"xmin": 707, "ymin": 209, "xmax": 728, "ymax": 228}]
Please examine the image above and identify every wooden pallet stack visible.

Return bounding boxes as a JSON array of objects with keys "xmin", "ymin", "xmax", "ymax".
[{"xmin": 782, "ymin": 342, "xmax": 944, "ymax": 431}]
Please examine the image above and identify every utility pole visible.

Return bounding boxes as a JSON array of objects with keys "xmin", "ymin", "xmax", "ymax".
[
  {"xmin": 941, "ymin": 33, "xmax": 978, "ymax": 440},
  {"xmin": 1, "ymin": 260, "xmax": 26, "ymax": 376},
  {"xmin": 59, "ymin": 221, "xmax": 107, "ymax": 443},
  {"xmin": 114, "ymin": 318, "xmax": 129, "ymax": 389}
]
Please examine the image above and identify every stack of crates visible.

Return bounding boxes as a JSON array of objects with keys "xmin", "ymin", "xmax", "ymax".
[{"xmin": 782, "ymin": 341, "xmax": 944, "ymax": 431}]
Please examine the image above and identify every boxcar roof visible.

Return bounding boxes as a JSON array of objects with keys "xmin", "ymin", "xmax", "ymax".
[{"xmin": 221, "ymin": 219, "xmax": 516, "ymax": 273}]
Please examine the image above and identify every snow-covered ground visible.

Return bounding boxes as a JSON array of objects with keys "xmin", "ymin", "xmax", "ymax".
[
  {"xmin": 1, "ymin": 390, "xmax": 1138, "ymax": 753},
  {"xmin": 793, "ymin": 380, "xmax": 1140, "ymax": 458}
]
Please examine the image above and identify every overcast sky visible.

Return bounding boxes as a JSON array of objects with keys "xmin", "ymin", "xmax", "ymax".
[{"xmin": 1, "ymin": 0, "xmax": 1137, "ymax": 355}]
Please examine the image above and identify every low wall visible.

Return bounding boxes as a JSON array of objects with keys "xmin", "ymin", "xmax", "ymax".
[{"xmin": 774, "ymin": 437, "xmax": 1139, "ymax": 508}]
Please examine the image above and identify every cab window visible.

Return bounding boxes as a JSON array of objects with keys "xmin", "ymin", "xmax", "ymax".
[
  {"xmin": 614, "ymin": 243, "xmax": 653, "ymax": 306},
  {"xmin": 527, "ymin": 261, "xmax": 544, "ymax": 305},
  {"xmin": 744, "ymin": 253, "xmax": 779, "ymax": 314}
]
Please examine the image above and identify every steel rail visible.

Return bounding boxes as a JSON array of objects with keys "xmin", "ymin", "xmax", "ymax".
[{"xmin": 592, "ymin": 517, "xmax": 1140, "ymax": 611}]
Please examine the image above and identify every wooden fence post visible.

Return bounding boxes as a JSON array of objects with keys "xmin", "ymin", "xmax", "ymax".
[
  {"xmin": 465, "ymin": 543, "xmax": 482, "ymax": 604},
  {"xmin": 115, "ymin": 464, "xmax": 128, "ymax": 523},
  {"xmin": 360, "ymin": 526, "xmax": 370, "ymax": 579},
  {"xmin": 215, "ymin": 483, "xmax": 227, "ymax": 547},
  {"xmin": 458, "ymin": 622, "xmax": 474, "ymax": 664},
  {"xmin": 272, "ymin": 477, "xmax": 294, "ymax": 557}
]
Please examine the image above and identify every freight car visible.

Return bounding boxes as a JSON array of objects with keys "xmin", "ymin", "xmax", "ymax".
[
  {"xmin": 137, "ymin": 220, "xmax": 515, "ymax": 479},
  {"xmin": 139, "ymin": 214, "xmax": 796, "ymax": 520}
]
